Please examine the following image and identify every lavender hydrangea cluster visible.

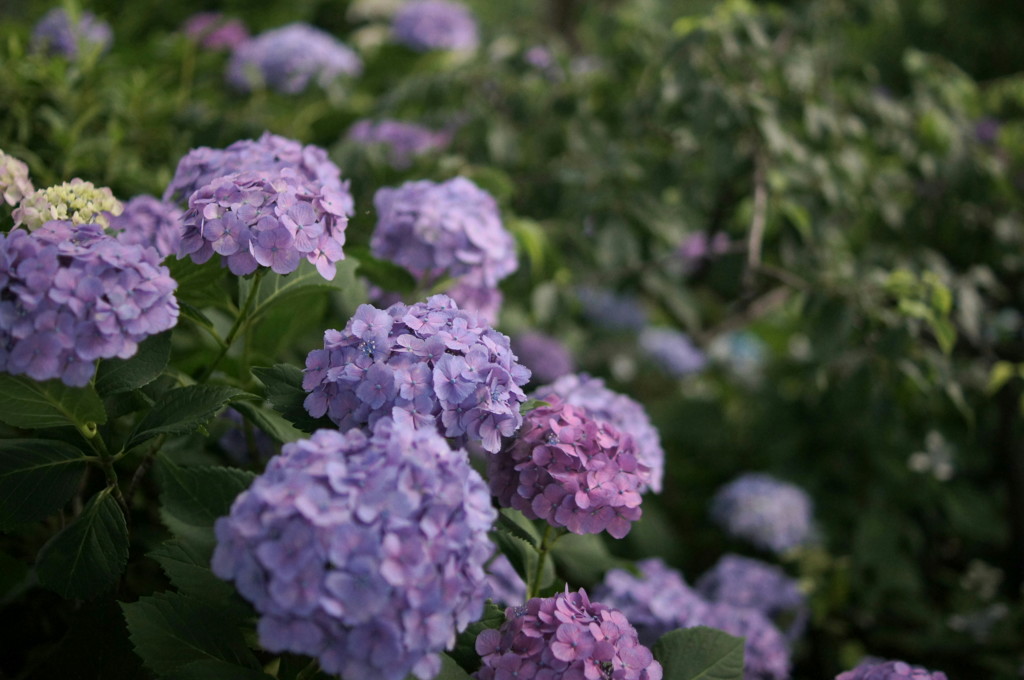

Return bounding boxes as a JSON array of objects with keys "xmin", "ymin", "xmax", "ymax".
[
  {"xmin": 638, "ymin": 328, "xmax": 707, "ymax": 377},
  {"xmin": 182, "ymin": 12, "xmax": 249, "ymax": 50},
  {"xmin": 0, "ymin": 150, "xmax": 33, "ymax": 206},
  {"xmin": 489, "ymin": 398, "xmax": 647, "ymax": 539},
  {"xmin": 710, "ymin": 473, "xmax": 814, "ymax": 554},
  {"xmin": 836, "ymin": 661, "xmax": 949, "ymax": 680},
  {"xmin": 212, "ymin": 421, "xmax": 496, "ymax": 680},
  {"xmin": 0, "ymin": 222, "xmax": 179, "ymax": 386},
  {"xmin": 302, "ymin": 295, "xmax": 530, "ymax": 453},
  {"xmin": 534, "ymin": 373, "xmax": 664, "ymax": 494},
  {"xmin": 109, "ymin": 195, "xmax": 183, "ymax": 259},
  {"xmin": 31, "ymin": 8, "xmax": 112, "ymax": 59},
  {"xmin": 347, "ymin": 119, "xmax": 452, "ymax": 169},
  {"xmin": 226, "ymin": 23, "xmax": 362, "ymax": 94},
  {"xmin": 482, "ymin": 553, "xmax": 525, "ymax": 607},
  {"xmin": 677, "ymin": 231, "xmax": 730, "ymax": 274},
  {"xmin": 512, "ymin": 331, "xmax": 574, "ymax": 384},
  {"xmin": 392, "ymin": 0, "xmax": 479, "ymax": 52},
  {"xmin": 576, "ymin": 286, "xmax": 648, "ymax": 331},
  {"xmin": 13, "ymin": 179, "xmax": 122, "ymax": 231},
  {"xmin": 474, "ymin": 588, "xmax": 663, "ymax": 680}
]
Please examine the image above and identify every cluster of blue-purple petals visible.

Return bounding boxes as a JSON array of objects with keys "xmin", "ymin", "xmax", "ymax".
[
  {"xmin": 109, "ymin": 195, "xmax": 183, "ymax": 259},
  {"xmin": 836, "ymin": 660, "xmax": 948, "ymax": 680},
  {"xmin": 303, "ymin": 295, "xmax": 531, "ymax": 453},
  {"xmin": 638, "ymin": 328, "xmax": 707, "ymax": 377},
  {"xmin": 212, "ymin": 421, "xmax": 496, "ymax": 680},
  {"xmin": 710, "ymin": 473, "xmax": 814, "ymax": 555},
  {"xmin": 392, "ymin": 0, "xmax": 479, "ymax": 52},
  {"xmin": 576, "ymin": 286, "xmax": 648, "ymax": 331},
  {"xmin": 348, "ymin": 119, "xmax": 452, "ymax": 169},
  {"xmin": 31, "ymin": 8, "xmax": 112, "ymax": 59},
  {"xmin": 0, "ymin": 223, "xmax": 178, "ymax": 387},
  {"xmin": 489, "ymin": 397, "xmax": 647, "ymax": 539},
  {"xmin": 475, "ymin": 588, "xmax": 663, "ymax": 680},
  {"xmin": 512, "ymin": 331, "xmax": 575, "ymax": 384},
  {"xmin": 182, "ymin": 12, "xmax": 249, "ymax": 51},
  {"xmin": 696, "ymin": 554, "xmax": 808, "ymax": 642},
  {"xmin": 227, "ymin": 23, "xmax": 362, "ymax": 94},
  {"xmin": 534, "ymin": 373, "xmax": 664, "ymax": 494}
]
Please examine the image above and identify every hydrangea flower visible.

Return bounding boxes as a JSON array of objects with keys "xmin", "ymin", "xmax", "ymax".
[
  {"xmin": 482, "ymin": 553, "xmax": 525, "ymax": 607},
  {"xmin": 393, "ymin": 0, "xmax": 479, "ymax": 52},
  {"xmin": 0, "ymin": 222, "xmax": 179, "ymax": 386},
  {"xmin": 710, "ymin": 473, "xmax": 814, "ymax": 555},
  {"xmin": 31, "ymin": 8, "xmax": 112, "ymax": 59},
  {"xmin": 226, "ymin": 23, "xmax": 362, "ymax": 94},
  {"xmin": 677, "ymin": 231, "xmax": 730, "ymax": 273},
  {"xmin": 836, "ymin": 660, "xmax": 949, "ymax": 680},
  {"xmin": 212, "ymin": 420, "xmax": 496, "ymax": 680},
  {"xmin": 182, "ymin": 12, "xmax": 249, "ymax": 50},
  {"xmin": 638, "ymin": 328, "xmax": 707, "ymax": 377},
  {"xmin": 695, "ymin": 554, "xmax": 808, "ymax": 641},
  {"xmin": 576, "ymin": 286, "xmax": 648, "ymax": 331},
  {"xmin": 347, "ymin": 119, "xmax": 452, "ymax": 169},
  {"xmin": 534, "ymin": 373, "xmax": 664, "ymax": 494},
  {"xmin": 489, "ymin": 397, "xmax": 648, "ymax": 539},
  {"xmin": 512, "ymin": 331, "xmax": 575, "ymax": 385},
  {"xmin": 108, "ymin": 195, "xmax": 183, "ymax": 259},
  {"xmin": 475, "ymin": 588, "xmax": 662, "ymax": 680},
  {"xmin": 177, "ymin": 167, "xmax": 351, "ymax": 279},
  {"xmin": 0, "ymin": 150, "xmax": 33, "ymax": 206},
  {"xmin": 302, "ymin": 295, "xmax": 530, "ymax": 453},
  {"xmin": 13, "ymin": 179, "xmax": 122, "ymax": 231}
]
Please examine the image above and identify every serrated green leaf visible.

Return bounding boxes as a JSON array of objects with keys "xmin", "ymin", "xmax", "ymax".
[
  {"xmin": 252, "ymin": 364, "xmax": 333, "ymax": 433},
  {"xmin": 347, "ymin": 245, "xmax": 417, "ymax": 295},
  {"xmin": 490, "ymin": 528, "xmax": 554, "ymax": 592},
  {"xmin": 449, "ymin": 601, "xmax": 506, "ymax": 673},
  {"xmin": 241, "ymin": 259, "xmax": 354, "ymax": 326},
  {"xmin": 130, "ymin": 385, "xmax": 255, "ymax": 447},
  {"xmin": 164, "ymin": 660, "xmax": 277, "ymax": 680},
  {"xmin": 166, "ymin": 256, "xmax": 230, "ymax": 309},
  {"xmin": 0, "ymin": 375, "xmax": 106, "ymax": 430},
  {"xmin": 653, "ymin": 626, "xmax": 745, "ymax": 680},
  {"xmin": 95, "ymin": 331, "xmax": 172, "ymax": 396},
  {"xmin": 230, "ymin": 399, "xmax": 303, "ymax": 444},
  {"xmin": 36, "ymin": 488, "xmax": 128, "ymax": 599},
  {"xmin": 148, "ymin": 540, "xmax": 247, "ymax": 615},
  {"xmin": 0, "ymin": 439, "xmax": 87, "ymax": 530},
  {"xmin": 496, "ymin": 509, "xmax": 540, "ymax": 547}
]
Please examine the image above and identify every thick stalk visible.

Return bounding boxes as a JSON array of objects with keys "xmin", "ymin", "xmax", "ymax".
[
  {"xmin": 197, "ymin": 270, "xmax": 264, "ymax": 382},
  {"xmin": 526, "ymin": 525, "xmax": 557, "ymax": 600}
]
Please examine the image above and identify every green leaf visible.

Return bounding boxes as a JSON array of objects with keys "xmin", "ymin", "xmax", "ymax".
[
  {"xmin": 252, "ymin": 364, "xmax": 333, "ymax": 433},
  {"xmin": 518, "ymin": 399, "xmax": 550, "ymax": 415},
  {"xmin": 490, "ymin": 527, "xmax": 554, "ymax": 592},
  {"xmin": 164, "ymin": 660, "xmax": 277, "ymax": 680},
  {"xmin": 434, "ymin": 653, "xmax": 474, "ymax": 680},
  {"xmin": 496, "ymin": 508, "xmax": 541, "ymax": 547},
  {"xmin": 149, "ymin": 540, "xmax": 245, "ymax": 612},
  {"xmin": 0, "ymin": 375, "xmax": 107, "ymax": 430},
  {"xmin": 347, "ymin": 245, "xmax": 417, "ymax": 295},
  {"xmin": 653, "ymin": 627, "xmax": 745, "ymax": 680},
  {"xmin": 241, "ymin": 259, "xmax": 354, "ymax": 325},
  {"xmin": 95, "ymin": 331, "xmax": 172, "ymax": 396},
  {"xmin": 36, "ymin": 488, "xmax": 128, "ymax": 599},
  {"xmin": 166, "ymin": 256, "xmax": 230, "ymax": 309},
  {"xmin": 449, "ymin": 601, "xmax": 505, "ymax": 673},
  {"xmin": 550, "ymin": 533, "xmax": 634, "ymax": 586},
  {"xmin": 0, "ymin": 439, "xmax": 87, "ymax": 530},
  {"xmin": 230, "ymin": 399, "xmax": 304, "ymax": 444},
  {"xmin": 130, "ymin": 385, "xmax": 254, "ymax": 447},
  {"xmin": 122, "ymin": 591, "xmax": 262, "ymax": 676}
]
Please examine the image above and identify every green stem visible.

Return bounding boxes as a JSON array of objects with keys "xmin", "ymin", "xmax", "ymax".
[
  {"xmin": 85, "ymin": 431, "xmax": 128, "ymax": 515},
  {"xmin": 527, "ymin": 525, "xmax": 557, "ymax": 600},
  {"xmin": 196, "ymin": 270, "xmax": 264, "ymax": 382}
]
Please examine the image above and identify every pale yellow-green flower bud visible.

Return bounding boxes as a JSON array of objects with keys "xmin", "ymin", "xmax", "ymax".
[{"xmin": 12, "ymin": 178, "xmax": 123, "ymax": 231}]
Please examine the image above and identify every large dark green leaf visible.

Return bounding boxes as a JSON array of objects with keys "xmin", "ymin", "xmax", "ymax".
[
  {"xmin": 653, "ymin": 627, "xmax": 745, "ymax": 680},
  {"xmin": 95, "ymin": 331, "xmax": 172, "ymax": 396},
  {"xmin": 0, "ymin": 375, "xmax": 106, "ymax": 430},
  {"xmin": 35, "ymin": 488, "xmax": 129, "ymax": 599},
  {"xmin": 550, "ymin": 533, "xmax": 634, "ymax": 587},
  {"xmin": 129, "ymin": 385, "xmax": 254, "ymax": 447},
  {"xmin": 166, "ymin": 256, "xmax": 230, "ymax": 309},
  {"xmin": 149, "ymin": 540, "xmax": 246, "ymax": 612},
  {"xmin": 240, "ymin": 259, "xmax": 357, "ymax": 325},
  {"xmin": 346, "ymin": 245, "xmax": 416, "ymax": 294},
  {"xmin": 0, "ymin": 439, "xmax": 87, "ymax": 530},
  {"xmin": 252, "ymin": 364, "xmax": 333, "ymax": 433},
  {"xmin": 230, "ymin": 399, "xmax": 304, "ymax": 444}
]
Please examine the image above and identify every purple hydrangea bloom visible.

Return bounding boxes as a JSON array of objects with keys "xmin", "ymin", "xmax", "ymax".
[
  {"xmin": 695, "ymin": 554, "xmax": 808, "ymax": 642},
  {"xmin": 0, "ymin": 222, "xmax": 178, "ymax": 387},
  {"xmin": 31, "ymin": 8, "xmax": 112, "ymax": 60},
  {"xmin": 348, "ymin": 119, "xmax": 452, "ymax": 169},
  {"xmin": 974, "ymin": 117, "xmax": 1000, "ymax": 146},
  {"xmin": 302, "ymin": 295, "xmax": 530, "ymax": 453},
  {"xmin": 638, "ymin": 328, "xmax": 707, "ymax": 377},
  {"xmin": 677, "ymin": 231, "xmax": 730, "ymax": 272},
  {"xmin": 710, "ymin": 473, "xmax": 814, "ymax": 555},
  {"xmin": 182, "ymin": 12, "xmax": 249, "ymax": 50},
  {"xmin": 576, "ymin": 286, "xmax": 648, "ymax": 331},
  {"xmin": 393, "ymin": 0, "xmax": 479, "ymax": 52},
  {"xmin": 109, "ymin": 195, "xmax": 183, "ymax": 259},
  {"xmin": 489, "ymin": 397, "xmax": 647, "ymax": 539},
  {"xmin": 474, "ymin": 588, "xmax": 662, "ymax": 680},
  {"xmin": 483, "ymin": 553, "xmax": 525, "ymax": 607},
  {"xmin": 227, "ymin": 23, "xmax": 362, "ymax": 94},
  {"xmin": 512, "ymin": 331, "xmax": 574, "ymax": 385},
  {"xmin": 534, "ymin": 374, "xmax": 664, "ymax": 494},
  {"xmin": 212, "ymin": 420, "xmax": 496, "ymax": 680},
  {"xmin": 836, "ymin": 660, "xmax": 949, "ymax": 680}
]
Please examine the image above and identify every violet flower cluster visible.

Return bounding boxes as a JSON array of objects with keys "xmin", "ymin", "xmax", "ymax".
[
  {"xmin": 392, "ymin": 0, "xmax": 479, "ymax": 52},
  {"xmin": 0, "ymin": 222, "xmax": 179, "ymax": 386},
  {"xmin": 710, "ymin": 473, "xmax": 814, "ymax": 555},
  {"xmin": 31, "ymin": 8, "xmax": 112, "ymax": 60},
  {"xmin": 534, "ymin": 373, "xmax": 664, "ymax": 494},
  {"xmin": 482, "ymin": 553, "xmax": 526, "ymax": 607},
  {"xmin": 489, "ymin": 397, "xmax": 647, "ymax": 539},
  {"xmin": 576, "ymin": 286, "xmax": 648, "ymax": 331},
  {"xmin": 182, "ymin": 12, "xmax": 249, "ymax": 51},
  {"xmin": 302, "ymin": 295, "xmax": 531, "ymax": 453},
  {"xmin": 212, "ymin": 421, "xmax": 496, "ymax": 680},
  {"xmin": 836, "ymin": 660, "xmax": 948, "ymax": 680},
  {"xmin": 638, "ymin": 328, "xmax": 707, "ymax": 377},
  {"xmin": 109, "ymin": 195, "xmax": 183, "ymax": 259},
  {"xmin": 227, "ymin": 23, "xmax": 362, "ymax": 94},
  {"xmin": 474, "ymin": 588, "xmax": 663, "ymax": 680},
  {"xmin": 677, "ymin": 231, "xmax": 730, "ymax": 274},
  {"xmin": 347, "ymin": 119, "xmax": 452, "ymax": 169},
  {"xmin": 512, "ymin": 331, "xmax": 575, "ymax": 385},
  {"xmin": 0, "ymin": 150, "xmax": 33, "ymax": 207}
]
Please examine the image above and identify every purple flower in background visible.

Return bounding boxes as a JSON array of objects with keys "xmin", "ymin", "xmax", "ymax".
[
  {"xmin": 0, "ymin": 150, "xmax": 33, "ymax": 206},
  {"xmin": 0, "ymin": 223, "xmax": 178, "ymax": 386},
  {"xmin": 576, "ymin": 286, "xmax": 648, "ymax": 331},
  {"xmin": 227, "ymin": 23, "xmax": 362, "ymax": 94},
  {"xmin": 109, "ymin": 195, "xmax": 183, "ymax": 259},
  {"xmin": 512, "ymin": 331, "xmax": 574, "ymax": 384},
  {"xmin": 393, "ymin": 0, "xmax": 479, "ymax": 52},
  {"xmin": 974, "ymin": 117, "xmax": 1000, "ymax": 146},
  {"xmin": 534, "ymin": 373, "xmax": 664, "ymax": 494},
  {"xmin": 212, "ymin": 421, "xmax": 496, "ymax": 680},
  {"xmin": 474, "ymin": 588, "xmax": 662, "ymax": 680},
  {"xmin": 701, "ymin": 603, "xmax": 792, "ymax": 680},
  {"xmin": 483, "ymin": 553, "xmax": 525, "ymax": 607},
  {"xmin": 489, "ymin": 397, "xmax": 648, "ymax": 539},
  {"xmin": 696, "ymin": 554, "xmax": 808, "ymax": 641},
  {"xmin": 218, "ymin": 408, "xmax": 279, "ymax": 464},
  {"xmin": 302, "ymin": 295, "xmax": 530, "ymax": 453},
  {"xmin": 31, "ymin": 8, "xmax": 112, "ymax": 60},
  {"xmin": 710, "ymin": 473, "xmax": 814, "ymax": 555},
  {"xmin": 182, "ymin": 12, "xmax": 249, "ymax": 51},
  {"xmin": 639, "ymin": 327, "xmax": 706, "ymax": 377},
  {"xmin": 836, "ymin": 660, "xmax": 949, "ymax": 680},
  {"xmin": 678, "ymin": 231, "xmax": 730, "ymax": 274},
  {"xmin": 347, "ymin": 119, "xmax": 452, "ymax": 169}
]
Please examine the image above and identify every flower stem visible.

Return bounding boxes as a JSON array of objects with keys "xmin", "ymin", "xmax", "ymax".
[
  {"xmin": 85, "ymin": 430, "xmax": 128, "ymax": 516},
  {"xmin": 196, "ymin": 270, "xmax": 264, "ymax": 382},
  {"xmin": 527, "ymin": 525, "xmax": 560, "ymax": 600}
]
